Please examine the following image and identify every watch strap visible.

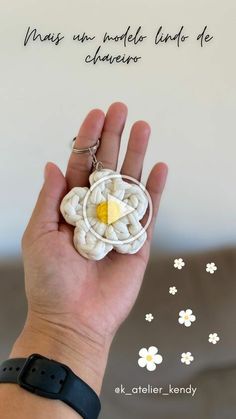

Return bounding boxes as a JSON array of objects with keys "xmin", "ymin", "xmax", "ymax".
[{"xmin": 0, "ymin": 354, "xmax": 101, "ymax": 419}]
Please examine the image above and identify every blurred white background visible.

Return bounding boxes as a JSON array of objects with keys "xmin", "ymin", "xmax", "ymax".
[{"xmin": 0, "ymin": 0, "xmax": 235, "ymax": 259}]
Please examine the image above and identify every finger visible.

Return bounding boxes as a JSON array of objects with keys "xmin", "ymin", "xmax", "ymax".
[
  {"xmin": 66, "ymin": 109, "xmax": 105, "ymax": 189},
  {"xmin": 121, "ymin": 121, "xmax": 150, "ymax": 180},
  {"xmin": 95, "ymin": 102, "xmax": 128, "ymax": 170},
  {"xmin": 145, "ymin": 162, "xmax": 168, "ymax": 242},
  {"xmin": 23, "ymin": 162, "xmax": 67, "ymax": 244}
]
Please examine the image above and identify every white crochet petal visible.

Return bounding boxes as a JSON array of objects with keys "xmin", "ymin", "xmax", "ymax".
[
  {"xmin": 89, "ymin": 168, "xmax": 115, "ymax": 185},
  {"xmin": 74, "ymin": 221, "xmax": 113, "ymax": 260},
  {"xmin": 89, "ymin": 187, "xmax": 106, "ymax": 205},
  {"xmin": 126, "ymin": 211, "xmax": 140, "ymax": 225},
  {"xmin": 111, "ymin": 220, "xmax": 130, "ymax": 241},
  {"xmin": 92, "ymin": 220, "xmax": 107, "ymax": 236},
  {"xmin": 128, "ymin": 219, "xmax": 144, "ymax": 236},
  {"xmin": 104, "ymin": 225, "xmax": 119, "ymax": 241},
  {"xmin": 86, "ymin": 204, "xmax": 97, "ymax": 218},
  {"xmin": 123, "ymin": 185, "xmax": 148, "ymax": 219},
  {"xmin": 114, "ymin": 230, "xmax": 147, "ymax": 254},
  {"xmin": 89, "ymin": 170, "xmax": 126, "ymax": 200},
  {"xmin": 60, "ymin": 187, "xmax": 88, "ymax": 226},
  {"xmin": 108, "ymin": 177, "xmax": 126, "ymax": 200}
]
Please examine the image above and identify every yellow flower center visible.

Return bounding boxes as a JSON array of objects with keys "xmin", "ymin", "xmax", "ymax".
[
  {"xmin": 96, "ymin": 200, "xmax": 121, "ymax": 224},
  {"xmin": 146, "ymin": 355, "xmax": 153, "ymax": 362},
  {"xmin": 184, "ymin": 315, "xmax": 189, "ymax": 320}
]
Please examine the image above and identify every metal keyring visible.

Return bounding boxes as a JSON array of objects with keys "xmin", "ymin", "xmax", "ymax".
[
  {"xmin": 71, "ymin": 137, "xmax": 103, "ymax": 171},
  {"xmin": 71, "ymin": 137, "xmax": 100, "ymax": 154}
]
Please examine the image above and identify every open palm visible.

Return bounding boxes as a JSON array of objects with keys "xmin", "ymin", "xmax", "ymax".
[{"xmin": 22, "ymin": 102, "xmax": 168, "ymax": 349}]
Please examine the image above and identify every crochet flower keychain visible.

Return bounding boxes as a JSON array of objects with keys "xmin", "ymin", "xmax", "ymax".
[{"xmin": 60, "ymin": 138, "xmax": 149, "ymax": 260}]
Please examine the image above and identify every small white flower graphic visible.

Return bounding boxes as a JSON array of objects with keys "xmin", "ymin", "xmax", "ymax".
[
  {"xmin": 174, "ymin": 258, "xmax": 185, "ymax": 270},
  {"xmin": 178, "ymin": 309, "xmax": 196, "ymax": 327},
  {"xmin": 138, "ymin": 346, "xmax": 163, "ymax": 371},
  {"xmin": 169, "ymin": 286, "xmax": 177, "ymax": 295},
  {"xmin": 181, "ymin": 352, "xmax": 194, "ymax": 365},
  {"xmin": 206, "ymin": 262, "xmax": 217, "ymax": 274},
  {"xmin": 208, "ymin": 333, "xmax": 220, "ymax": 344},
  {"xmin": 145, "ymin": 313, "xmax": 154, "ymax": 322}
]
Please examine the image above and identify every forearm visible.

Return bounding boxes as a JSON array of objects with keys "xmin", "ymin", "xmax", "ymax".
[{"xmin": 0, "ymin": 316, "xmax": 111, "ymax": 419}]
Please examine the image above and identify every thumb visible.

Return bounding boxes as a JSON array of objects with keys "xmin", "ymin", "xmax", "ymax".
[{"xmin": 24, "ymin": 162, "xmax": 67, "ymax": 241}]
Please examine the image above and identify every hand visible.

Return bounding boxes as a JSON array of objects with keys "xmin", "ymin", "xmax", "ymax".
[{"xmin": 12, "ymin": 102, "xmax": 168, "ymax": 394}]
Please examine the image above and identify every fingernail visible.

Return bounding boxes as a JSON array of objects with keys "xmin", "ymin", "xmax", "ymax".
[{"xmin": 44, "ymin": 162, "xmax": 49, "ymax": 180}]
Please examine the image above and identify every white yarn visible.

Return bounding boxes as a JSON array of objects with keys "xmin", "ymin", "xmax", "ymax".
[{"xmin": 60, "ymin": 169, "xmax": 148, "ymax": 260}]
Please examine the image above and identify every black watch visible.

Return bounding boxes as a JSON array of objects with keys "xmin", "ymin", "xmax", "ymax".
[{"xmin": 0, "ymin": 353, "xmax": 101, "ymax": 419}]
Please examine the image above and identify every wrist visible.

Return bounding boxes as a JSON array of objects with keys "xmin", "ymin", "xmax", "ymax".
[{"xmin": 10, "ymin": 314, "xmax": 112, "ymax": 395}]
